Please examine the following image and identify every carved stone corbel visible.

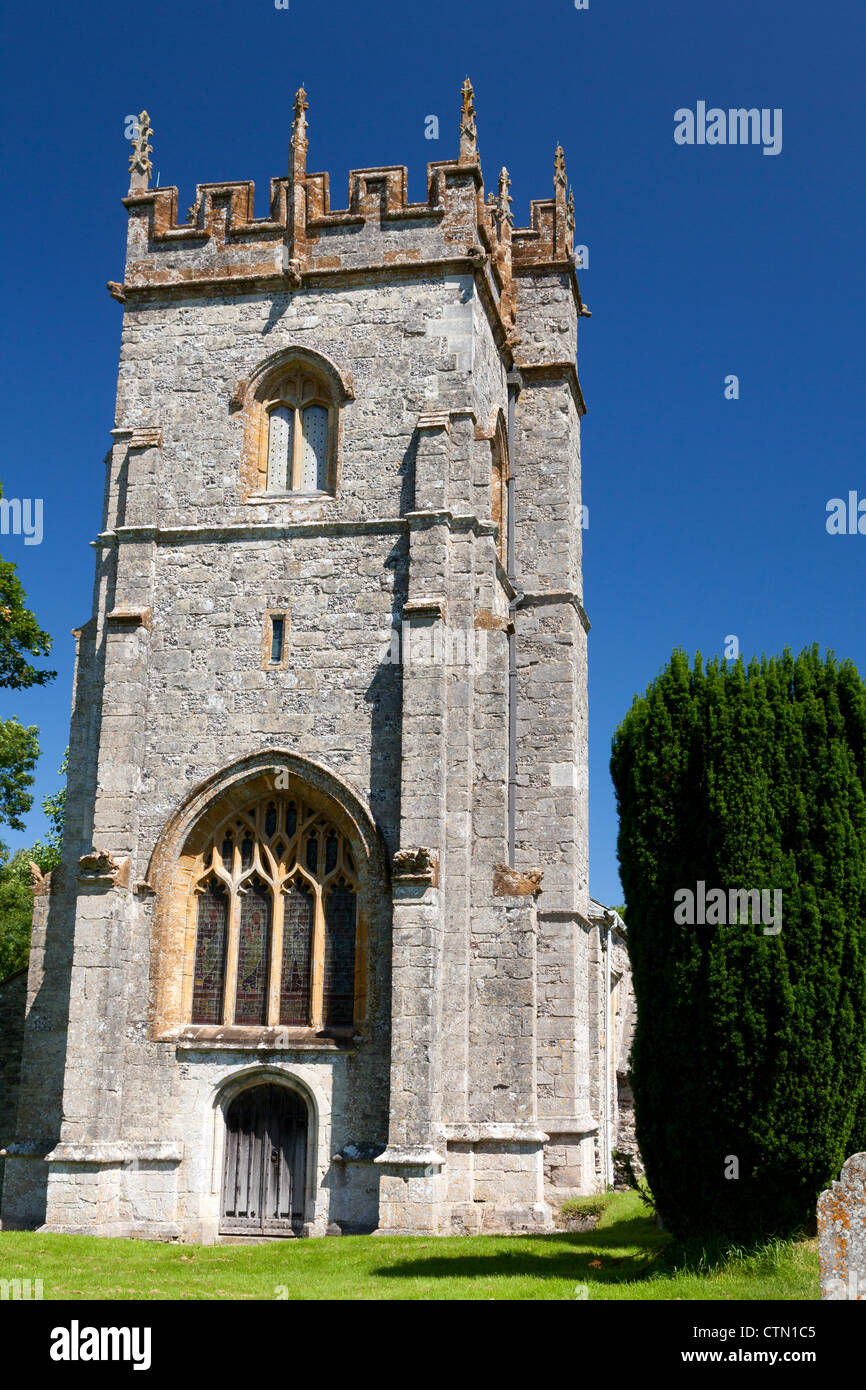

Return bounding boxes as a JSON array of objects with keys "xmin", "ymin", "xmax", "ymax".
[
  {"xmin": 78, "ymin": 851, "xmax": 130, "ymax": 889},
  {"xmin": 393, "ymin": 847, "xmax": 440, "ymax": 888}
]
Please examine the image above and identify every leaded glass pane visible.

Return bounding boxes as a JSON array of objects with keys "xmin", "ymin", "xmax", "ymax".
[
  {"xmin": 193, "ymin": 794, "xmax": 359, "ymax": 1033},
  {"xmin": 192, "ymin": 881, "xmax": 229, "ymax": 1024},
  {"xmin": 301, "ymin": 404, "xmax": 328, "ymax": 490},
  {"xmin": 325, "ymin": 830, "xmax": 338, "ymax": 875},
  {"xmin": 323, "ymin": 880, "xmax": 356, "ymax": 1027},
  {"xmin": 267, "ymin": 404, "xmax": 292, "ymax": 490},
  {"xmin": 279, "ymin": 882, "xmax": 314, "ymax": 1026},
  {"xmin": 235, "ymin": 879, "xmax": 271, "ymax": 1025}
]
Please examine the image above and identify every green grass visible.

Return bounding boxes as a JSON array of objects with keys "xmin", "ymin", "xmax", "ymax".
[
  {"xmin": 0, "ymin": 1192, "xmax": 819, "ymax": 1300},
  {"xmin": 558, "ymin": 1193, "xmax": 614, "ymax": 1219}
]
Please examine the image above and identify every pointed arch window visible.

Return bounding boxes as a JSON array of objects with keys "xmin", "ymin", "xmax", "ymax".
[
  {"xmin": 190, "ymin": 795, "xmax": 359, "ymax": 1031},
  {"xmin": 266, "ymin": 401, "xmax": 330, "ymax": 492},
  {"xmin": 259, "ymin": 367, "xmax": 336, "ymax": 494},
  {"xmin": 239, "ymin": 349, "xmax": 354, "ymax": 502}
]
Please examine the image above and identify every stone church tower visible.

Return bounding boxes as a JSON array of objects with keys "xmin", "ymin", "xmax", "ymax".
[{"xmin": 1, "ymin": 84, "xmax": 625, "ymax": 1240}]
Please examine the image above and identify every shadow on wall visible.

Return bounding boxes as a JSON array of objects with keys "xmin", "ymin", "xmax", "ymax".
[
  {"xmin": 0, "ymin": 969, "xmax": 28, "ymax": 1208},
  {"xmin": 0, "ymin": 565, "xmax": 109, "ymax": 1227}
]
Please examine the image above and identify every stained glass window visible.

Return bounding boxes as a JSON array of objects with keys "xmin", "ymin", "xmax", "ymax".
[
  {"xmin": 325, "ymin": 830, "xmax": 338, "ymax": 875},
  {"xmin": 279, "ymin": 881, "xmax": 314, "ymax": 1026},
  {"xmin": 235, "ymin": 878, "xmax": 272, "ymax": 1025},
  {"xmin": 323, "ymin": 880, "xmax": 356, "ymax": 1027},
  {"xmin": 306, "ymin": 833, "xmax": 318, "ymax": 874},
  {"xmin": 191, "ymin": 881, "xmax": 229, "ymax": 1024},
  {"xmin": 189, "ymin": 794, "xmax": 359, "ymax": 1031}
]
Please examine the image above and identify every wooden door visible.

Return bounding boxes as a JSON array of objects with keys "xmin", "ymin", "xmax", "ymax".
[{"xmin": 221, "ymin": 1084, "xmax": 307, "ymax": 1235}]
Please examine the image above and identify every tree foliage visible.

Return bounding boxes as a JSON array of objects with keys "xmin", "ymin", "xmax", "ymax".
[
  {"xmin": 0, "ymin": 751, "xmax": 67, "ymax": 981},
  {"xmin": 610, "ymin": 646, "xmax": 866, "ymax": 1246},
  {"xmin": 0, "ymin": 491, "xmax": 56, "ymax": 837},
  {"xmin": 0, "ymin": 556, "xmax": 55, "ymax": 691},
  {"xmin": 0, "ymin": 717, "xmax": 40, "ymax": 831}
]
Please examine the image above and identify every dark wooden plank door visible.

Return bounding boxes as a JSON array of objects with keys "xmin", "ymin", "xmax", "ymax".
[{"xmin": 221, "ymin": 1084, "xmax": 307, "ymax": 1235}]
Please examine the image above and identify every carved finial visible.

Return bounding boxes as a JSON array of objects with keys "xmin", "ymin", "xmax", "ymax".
[
  {"xmin": 292, "ymin": 86, "xmax": 309, "ymax": 148},
  {"xmin": 287, "ymin": 85, "xmax": 309, "ymax": 261},
  {"xmin": 554, "ymin": 144, "xmax": 567, "ymax": 189},
  {"xmin": 567, "ymin": 187, "xmax": 575, "ymax": 235},
  {"xmin": 128, "ymin": 111, "xmax": 153, "ymax": 192},
  {"xmin": 496, "ymin": 166, "xmax": 513, "ymax": 227},
  {"xmin": 553, "ymin": 146, "xmax": 569, "ymax": 258},
  {"xmin": 459, "ymin": 77, "xmax": 479, "ymax": 164}
]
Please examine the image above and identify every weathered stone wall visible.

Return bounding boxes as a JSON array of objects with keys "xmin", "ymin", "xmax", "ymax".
[
  {"xmin": 510, "ymin": 257, "xmax": 592, "ymax": 1199},
  {"xmin": 0, "ymin": 968, "xmax": 27, "ymax": 1209}
]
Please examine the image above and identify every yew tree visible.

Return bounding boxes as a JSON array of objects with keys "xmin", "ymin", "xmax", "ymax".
[{"xmin": 610, "ymin": 647, "xmax": 866, "ymax": 1245}]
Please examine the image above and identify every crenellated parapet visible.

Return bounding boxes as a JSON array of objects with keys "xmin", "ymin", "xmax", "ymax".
[{"xmin": 113, "ymin": 81, "xmax": 587, "ymax": 347}]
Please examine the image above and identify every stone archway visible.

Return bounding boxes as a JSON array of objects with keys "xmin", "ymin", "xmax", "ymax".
[{"xmin": 144, "ymin": 749, "xmax": 388, "ymax": 1039}]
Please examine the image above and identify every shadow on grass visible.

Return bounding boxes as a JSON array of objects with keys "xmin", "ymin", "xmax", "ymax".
[{"xmin": 370, "ymin": 1212, "xmax": 668, "ymax": 1287}]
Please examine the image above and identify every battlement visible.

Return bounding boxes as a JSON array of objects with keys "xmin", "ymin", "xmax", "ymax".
[{"xmin": 114, "ymin": 84, "xmax": 588, "ymax": 341}]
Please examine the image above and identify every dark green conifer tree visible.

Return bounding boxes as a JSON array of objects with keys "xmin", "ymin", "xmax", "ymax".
[{"xmin": 611, "ymin": 647, "xmax": 866, "ymax": 1244}]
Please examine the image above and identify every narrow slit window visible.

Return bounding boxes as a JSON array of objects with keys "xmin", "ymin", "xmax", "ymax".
[{"xmin": 270, "ymin": 616, "xmax": 285, "ymax": 664}]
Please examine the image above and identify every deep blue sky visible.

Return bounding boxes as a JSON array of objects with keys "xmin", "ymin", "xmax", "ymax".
[{"xmin": 0, "ymin": 0, "xmax": 863, "ymax": 905}]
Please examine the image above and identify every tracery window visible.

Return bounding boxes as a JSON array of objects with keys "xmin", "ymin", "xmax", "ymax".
[
  {"xmin": 239, "ymin": 349, "xmax": 354, "ymax": 502},
  {"xmin": 262, "ymin": 368, "xmax": 333, "ymax": 493},
  {"xmin": 190, "ymin": 794, "xmax": 358, "ymax": 1030}
]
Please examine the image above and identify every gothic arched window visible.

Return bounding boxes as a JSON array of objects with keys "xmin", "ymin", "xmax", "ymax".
[
  {"xmin": 265, "ymin": 397, "xmax": 330, "ymax": 493},
  {"xmin": 190, "ymin": 794, "xmax": 359, "ymax": 1030},
  {"xmin": 254, "ymin": 361, "xmax": 339, "ymax": 495},
  {"xmin": 238, "ymin": 349, "xmax": 354, "ymax": 501}
]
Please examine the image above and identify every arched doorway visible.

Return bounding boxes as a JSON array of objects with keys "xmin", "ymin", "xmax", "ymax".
[{"xmin": 220, "ymin": 1084, "xmax": 308, "ymax": 1236}]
